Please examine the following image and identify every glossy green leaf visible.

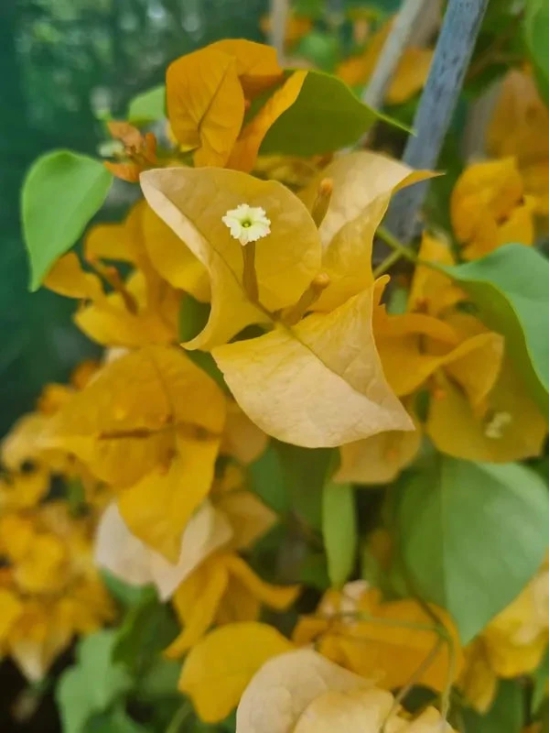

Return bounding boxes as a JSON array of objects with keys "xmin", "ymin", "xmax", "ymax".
[
  {"xmin": 322, "ymin": 481, "xmax": 357, "ymax": 587},
  {"xmin": 260, "ymin": 70, "xmax": 405, "ymax": 157},
  {"xmin": 397, "ymin": 458, "xmax": 549, "ymax": 643},
  {"xmin": 56, "ymin": 630, "xmax": 132, "ymax": 733},
  {"xmin": 525, "ymin": 0, "xmax": 549, "ymax": 102},
  {"xmin": 441, "ymin": 245, "xmax": 549, "ymax": 410},
  {"xmin": 22, "ymin": 150, "xmax": 112, "ymax": 290},
  {"xmin": 127, "ymin": 84, "xmax": 166, "ymax": 122},
  {"xmin": 462, "ymin": 680, "xmax": 524, "ymax": 733}
]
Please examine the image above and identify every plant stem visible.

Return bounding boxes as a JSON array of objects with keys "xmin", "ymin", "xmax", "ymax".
[
  {"xmin": 165, "ymin": 702, "xmax": 192, "ymax": 733},
  {"xmin": 376, "ymin": 226, "xmax": 418, "ymax": 269},
  {"xmin": 242, "ymin": 243, "xmax": 259, "ymax": 304},
  {"xmin": 385, "ymin": 0, "xmax": 490, "ymax": 245},
  {"xmin": 362, "ymin": 0, "xmax": 429, "ymax": 110}
]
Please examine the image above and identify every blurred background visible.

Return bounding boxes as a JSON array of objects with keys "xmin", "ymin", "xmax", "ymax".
[{"xmin": 0, "ymin": 0, "xmax": 274, "ymax": 438}]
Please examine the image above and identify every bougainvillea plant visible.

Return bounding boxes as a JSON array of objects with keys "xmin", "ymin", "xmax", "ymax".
[{"xmin": 3, "ymin": 0, "xmax": 548, "ymax": 730}]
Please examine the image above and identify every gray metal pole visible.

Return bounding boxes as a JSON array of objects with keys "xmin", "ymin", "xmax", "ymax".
[{"xmin": 385, "ymin": 0, "xmax": 490, "ymax": 244}]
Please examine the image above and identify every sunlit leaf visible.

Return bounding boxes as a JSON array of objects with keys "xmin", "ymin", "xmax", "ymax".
[
  {"xmin": 127, "ymin": 85, "xmax": 166, "ymax": 122},
  {"xmin": 260, "ymin": 70, "xmax": 406, "ymax": 157},
  {"xmin": 22, "ymin": 151, "xmax": 112, "ymax": 290}
]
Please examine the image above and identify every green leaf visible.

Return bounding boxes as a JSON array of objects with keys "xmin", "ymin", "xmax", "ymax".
[
  {"xmin": 84, "ymin": 706, "xmax": 150, "ymax": 733},
  {"xmin": 127, "ymin": 85, "xmax": 166, "ymax": 122},
  {"xmin": 462, "ymin": 680, "xmax": 524, "ymax": 733},
  {"xmin": 322, "ymin": 481, "xmax": 357, "ymax": 587},
  {"xmin": 113, "ymin": 588, "xmax": 178, "ymax": 675},
  {"xmin": 532, "ymin": 653, "xmax": 549, "ymax": 714},
  {"xmin": 260, "ymin": 70, "xmax": 405, "ymax": 157},
  {"xmin": 22, "ymin": 151, "xmax": 112, "ymax": 290},
  {"xmin": 100, "ymin": 569, "xmax": 153, "ymax": 610},
  {"xmin": 299, "ymin": 551, "xmax": 330, "ymax": 590},
  {"xmin": 275, "ymin": 442, "xmax": 334, "ymax": 529},
  {"xmin": 56, "ymin": 630, "xmax": 133, "ymax": 733},
  {"xmin": 525, "ymin": 0, "xmax": 549, "ymax": 103},
  {"xmin": 136, "ymin": 657, "xmax": 181, "ymax": 701},
  {"xmin": 295, "ymin": 31, "xmax": 339, "ymax": 72},
  {"xmin": 442, "ymin": 245, "xmax": 549, "ymax": 410},
  {"xmin": 396, "ymin": 457, "xmax": 549, "ymax": 642},
  {"xmin": 249, "ymin": 444, "xmax": 290, "ymax": 514},
  {"xmin": 178, "ymin": 294, "xmax": 211, "ymax": 343}
]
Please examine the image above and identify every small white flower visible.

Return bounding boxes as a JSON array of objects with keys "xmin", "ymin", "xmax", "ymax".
[
  {"xmin": 222, "ymin": 203, "xmax": 271, "ymax": 246},
  {"xmin": 484, "ymin": 411, "xmax": 512, "ymax": 439}
]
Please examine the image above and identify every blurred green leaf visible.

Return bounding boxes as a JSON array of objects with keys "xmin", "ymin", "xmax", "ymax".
[
  {"xmin": 56, "ymin": 630, "xmax": 133, "ymax": 733},
  {"xmin": 260, "ymin": 70, "xmax": 405, "ymax": 157},
  {"xmin": 275, "ymin": 442, "xmax": 334, "ymax": 529},
  {"xmin": 532, "ymin": 653, "xmax": 549, "ymax": 715},
  {"xmin": 462, "ymin": 680, "xmax": 524, "ymax": 733},
  {"xmin": 322, "ymin": 481, "xmax": 357, "ymax": 587},
  {"xmin": 525, "ymin": 0, "xmax": 549, "ymax": 102},
  {"xmin": 295, "ymin": 31, "xmax": 340, "ymax": 71},
  {"xmin": 298, "ymin": 551, "xmax": 330, "ymax": 590},
  {"xmin": 100, "ymin": 570, "xmax": 153, "ymax": 610},
  {"xmin": 84, "ymin": 705, "xmax": 150, "ymax": 733},
  {"xmin": 113, "ymin": 588, "xmax": 178, "ymax": 676},
  {"xmin": 442, "ymin": 245, "xmax": 549, "ymax": 410},
  {"xmin": 178, "ymin": 294, "xmax": 211, "ymax": 343},
  {"xmin": 127, "ymin": 85, "xmax": 166, "ymax": 122},
  {"xmin": 22, "ymin": 150, "xmax": 112, "ymax": 291},
  {"xmin": 249, "ymin": 444, "xmax": 290, "ymax": 514},
  {"xmin": 396, "ymin": 458, "xmax": 549, "ymax": 642},
  {"xmin": 136, "ymin": 656, "xmax": 181, "ymax": 702}
]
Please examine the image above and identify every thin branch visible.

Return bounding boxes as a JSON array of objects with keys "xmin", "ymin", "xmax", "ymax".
[
  {"xmin": 362, "ymin": 0, "xmax": 430, "ymax": 110},
  {"xmin": 385, "ymin": 0, "xmax": 490, "ymax": 245},
  {"xmin": 268, "ymin": 0, "xmax": 289, "ymax": 63}
]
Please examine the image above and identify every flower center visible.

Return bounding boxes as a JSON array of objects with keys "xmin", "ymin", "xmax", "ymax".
[{"xmin": 484, "ymin": 410, "xmax": 512, "ymax": 439}]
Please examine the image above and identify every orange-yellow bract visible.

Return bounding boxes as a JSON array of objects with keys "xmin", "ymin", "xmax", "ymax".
[
  {"xmin": 292, "ymin": 580, "xmax": 463, "ymax": 694},
  {"xmin": 140, "ymin": 152, "xmax": 433, "ymax": 448},
  {"xmin": 166, "ymin": 39, "xmax": 306, "ymax": 171},
  {"xmin": 372, "ymin": 234, "xmax": 548, "ymax": 463}
]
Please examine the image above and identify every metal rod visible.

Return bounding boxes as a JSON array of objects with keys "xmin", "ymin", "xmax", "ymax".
[
  {"xmin": 268, "ymin": 0, "xmax": 289, "ymax": 63},
  {"xmin": 385, "ymin": 0, "xmax": 490, "ymax": 244},
  {"xmin": 362, "ymin": 0, "xmax": 430, "ymax": 110}
]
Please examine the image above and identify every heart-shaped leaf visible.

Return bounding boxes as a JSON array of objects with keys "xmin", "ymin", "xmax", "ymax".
[
  {"xmin": 22, "ymin": 151, "xmax": 112, "ymax": 290},
  {"xmin": 396, "ymin": 457, "xmax": 548, "ymax": 642}
]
